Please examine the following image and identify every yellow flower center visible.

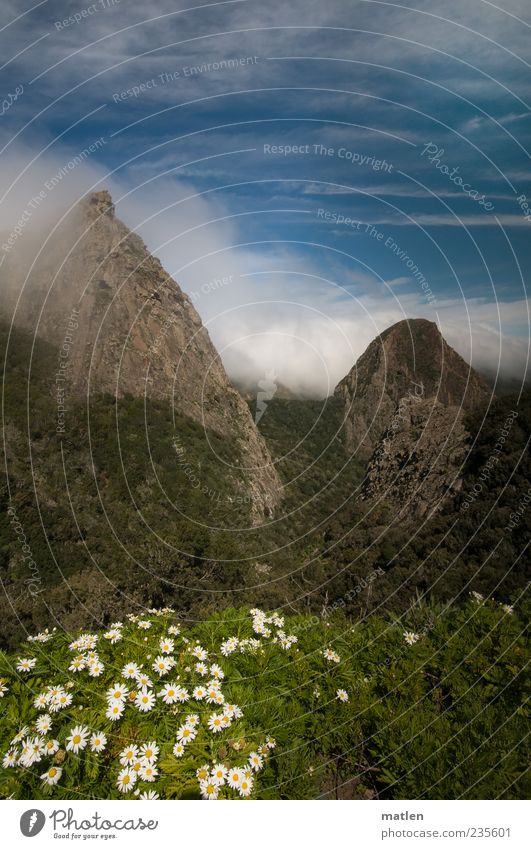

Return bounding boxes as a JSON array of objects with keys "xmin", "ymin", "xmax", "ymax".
[
  {"xmin": 49, "ymin": 768, "xmax": 57, "ymax": 778},
  {"xmin": 73, "ymin": 735, "xmax": 81, "ymax": 744}
]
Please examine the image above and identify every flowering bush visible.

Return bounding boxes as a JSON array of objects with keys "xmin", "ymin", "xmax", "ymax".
[{"xmin": 0, "ymin": 597, "xmax": 527, "ymax": 800}]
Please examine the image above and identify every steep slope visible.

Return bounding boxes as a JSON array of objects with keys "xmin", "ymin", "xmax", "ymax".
[
  {"xmin": 334, "ymin": 318, "xmax": 492, "ymax": 516},
  {"xmin": 1, "ymin": 191, "xmax": 281, "ymax": 515}
]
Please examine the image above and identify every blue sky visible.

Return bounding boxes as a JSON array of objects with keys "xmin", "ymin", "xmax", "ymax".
[{"xmin": 1, "ymin": 0, "xmax": 530, "ymax": 394}]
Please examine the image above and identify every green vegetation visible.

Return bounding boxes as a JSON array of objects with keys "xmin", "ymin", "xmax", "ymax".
[{"xmin": 0, "ymin": 597, "xmax": 528, "ymax": 800}]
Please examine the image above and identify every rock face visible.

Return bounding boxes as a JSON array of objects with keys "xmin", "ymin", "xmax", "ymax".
[
  {"xmin": 334, "ymin": 318, "xmax": 492, "ymax": 517},
  {"xmin": 2, "ymin": 190, "xmax": 281, "ymax": 516}
]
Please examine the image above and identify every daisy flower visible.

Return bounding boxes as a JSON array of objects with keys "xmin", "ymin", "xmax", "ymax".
[
  {"xmin": 220, "ymin": 638, "xmax": 239, "ymax": 656},
  {"xmin": 88, "ymin": 661, "xmax": 104, "ymax": 677},
  {"xmin": 122, "ymin": 662, "xmax": 140, "ymax": 679},
  {"xmin": 225, "ymin": 704, "xmax": 243, "ymax": 719},
  {"xmin": 265, "ymin": 736, "xmax": 276, "ymax": 749},
  {"xmin": 209, "ymin": 664, "xmax": 225, "ymax": 680},
  {"xmin": 471, "ymin": 591, "xmax": 484, "ymax": 603},
  {"xmin": 176, "ymin": 724, "xmax": 196, "ymax": 743},
  {"xmin": 16, "ymin": 658, "xmax": 36, "ymax": 673},
  {"xmin": 226, "ymin": 768, "xmax": 243, "ymax": 789},
  {"xmin": 68, "ymin": 656, "xmax": 86, "ymax": 672},
  {"xmin": 221, "ymin": 713, "xmax": 232, "ymax": 728},
  {"xmin": 152, "ymin": 655, "xmax": 173, "ymax": 677},
  {"xmin": 138, "ymin": 790, "xmax": 160, "ymax": 800},
  {"xmin": 105, "ymin": 702, "xmax": 124, "ymax": 722},
  {"xmin": 11, "ymin": 726, "xmax": 29, "ymax": 745},
  {"xmin": 238, "ymin": 776, "xmax": 253, "ymax": 797},
  {"xmin": 135, "ymin": 688, "xmax": 155, "ymax": 712},
  {"xmin": 41, "ymin": 766, "xmax": 62, "ymax": 786},
  {"xmin": 186, "ymin": 714, "xmax": 199, "ymax": 727},
  {"xmin": 140, "ymin": 741, "xmax": 159, "ymax": 762},
  {"xmin": 106, "ymin": 683, "xmax": 129, "ymax": 704},
  {"xmin": 196, "ymin": 764, "xmax": 210, "ymax": 781},
  {"xmin": 119, "ymin": 745, "xmax": 139, "ymax": 766},
  {"xmin": 248, "ymin": 752, "xmax": 264, "ymax": 772},
  {"xmin": 207, "ymin": 714, "xmax": 223, "ymax": 734},
  {"xmin": 502, "ymin": 604, "xmax": 514, "ymax": 614},
  {"xmin": 50, "ymin": 692, "xmax": 73, "ymax": 712},
  {"xmin": 336, "ymin": 689, "xmax": 349, "ymax": 702},
  {"xmin": 200, "ymin": 779, "xmax": 219, "ymax": 800},
  {"xmin": 173, "ymin": 685, "xmax": 189, "ymax": 703},
  {"xmin": 191, "ymin": 645, "xmax": 208, "ymax": 661},
  {"xmin": 136, "ymin": 672, "xmax": 153, "ymax": 689},
  {"xmin": 403, "ymin": 631, "xmax": 420, "ymax": 646},
  {"xmin": 66, "ymin": 725, "xmax": 89, "ymax": 754},
  {"xmin": 322, "ymin": 648, "xmax": 340, "ymax": 663},
  {"xmin": 103, "ymin": 629, "xmax": 122, "ymax": 644},
  {"xmin": 90, "ymin": 732, "xmax": 107, "ymax": 753},
  {"xmin": 137, "ymin": 620, "xmax": 152, "ymax": 630},
  {"xmin": 193, "ymin": 685, "xmax": 207, "ymax": 700},
  {"xmin": 195, "ymin": 662, "xmax": 208, "ymax": 676},
  {"xmin": 158, "ymin": 682, "xmax": 179, "ymax": 704},
  {"xmin": 139, "ymin": 763, "xmax": 158, "ymax": 782},
  {"xmin": 35, "ymin": 714, "xmax": 52, "ymax": 734},
  {"xmin": 173, "ymin": 742, "xmax": 185, "ymax": 758},
  {"xmin": 33, "ymin": 693, "xmax": 49, "ymax": 709},
  {"xmin": 211, "ymin": 764, "xmax": 227, "ymax": 785},
  {"xmin": 117, "ymin": 767, "xmax": 136, "ymax": 793},
  {"xmin": 2, "ymin": 751, "xmax": 17, "ymax": 768},
  {"xmin": 43, "ymin": 738, "xmax": 59, "ymax": 756},
  {"xmin": 159, "ymin": 637, "xmax": 174, "ymax": 654},
  {"xmin": 168, "ymin": 625, "xmax": 180, "ymax": 636}
]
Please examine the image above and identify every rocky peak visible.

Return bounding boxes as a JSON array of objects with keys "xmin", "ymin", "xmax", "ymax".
[
  {"xmin": 334, "ymin": 318, "xmax": 491, "ymax": 460},
  {"xmin": 2, "ymin": 190, "xmax": 282, "ymax": 518}
]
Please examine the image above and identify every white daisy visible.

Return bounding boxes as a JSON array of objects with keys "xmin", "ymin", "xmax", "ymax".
[
  {"xmin": 117, "ymin": 767, "xmax": 136, "ymax": 793},
  {"xmin": 403, "ymin": 631, "xmax": 420, "ymax": 646},
  {"xmin": 211, "ymin": 763, "xmax": 227, "ymax": 785},
  {"xmin": 138, "ymin": 790, "xmax": 160, "ymax": 800},
  {"xmin": 35, "ymin": 714, "xmax": 52, "ymax": 734},
  {"xmin": 16, "ymin": 658, "xmax": 36, "ymax": 673},
  {"xmin": 336, "ymin": 689, "xmax": 349, "ymax": 702},
  {"xmin": 2, "ymin": 750, "xmax": 17, "ymax": 768},
  {"xmin": 238, "ymin": 776, "xmax": 254, "ymax": 797},
  {"xmin": 66, "ymin": 725, "xmax": 89, "ymax": 753},
  {"xmin": 105, "ymin": 702, "xmax": 124, "ymax": 722},
  {"xmin": 191, "ymin": 645, "xmax": 208, "ymax": 660},
  {"xmin": 11, "ymin": 726, "xmax": 29, "ymax": 745},
  {"xmin": 137, "ymin": 620, "xmax": 152, "ymax": 630},
  {"xmin": 41, "ymin": 766, "xmax": 62, "ymax": 786},
  {"xmin": 207, "ymin": 714, "xmax": 223, "ymax": 734},
  {"xmin": 248, "ymin": 752, "xmax": 264, "ymax": 771},
  {"xmin": 90, "ymin": 732, "xmax": 107, "ymax": 753},
  {"xmin": 140, "ymin": 741, "xmax": 159, "ymax": 762},
  {"xmin": 136, "ymin": 672, "xmax": 153, "ymax": 688},
  {"xmin": 209, "ymin": 664, "xmax": 225, "ymax": 680},
  {"xmin": 119, "ymin": 745, "xmax": 139, "ymax": 766},
  {"xmin": 106, "ymin": 683, "xmax": 129, "ymax": 704},
  {"xmin": 193, "ymin": 685, "xmax": 207, "ymax": 700},
  {"xmin": 168, "ymin": 625, "xmax": 180, "ymax": 636},
  {"xmin": 122, "ymin": 662, "xmax": 140, "ymax": 679},
  {"xmin": 68, "ymin": 656, "xmax": 86, "ymax": 672},
  {"xmin": 195, "ymin": 662, "xmax": 208, "ymax": 676},
  {"xmin": 139, "ymin": 763, "xmax": 158, "ymax": 782},
  {"xmin": 176, "ymin": 724, "xmax": 196, "ymax": 743},
  {"xmin": 186, "ymin": 714, "xmax": 199, "ymax": 727},
  {"xmin": 265, "ymin": 735, "xmax": 276, "ymax": 749},
  {"xmin": 159, "ymin": 637, "xmax": 174, "ymax": 654},
  {"xmin": 226, "ymin": 767, "xmax": 243, "ymax": 789},
  {"xmin": 135, "ymin": 688, "xmax": 155, "ymax": 712},
  {"xmin": 43, "ymin": 738, "xmax": 59, "ymax": 755},
  {"xmin": 33, "ymin": 693, "xmax": 49, "ymax": 709},
  {"xmin": 200, "ymin": 779, "xmax": 219, "ymax": 800},
  {"xmin": 88, "ymin": 661, "xmax": 104, "ymax": 677},
  {"xmin": 152, "ymin": 655, "xmax": 173, "ymax": 676},
  {"xmin": 172, "ymin": 742, "xmax": 185, "ymax": 758}
]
